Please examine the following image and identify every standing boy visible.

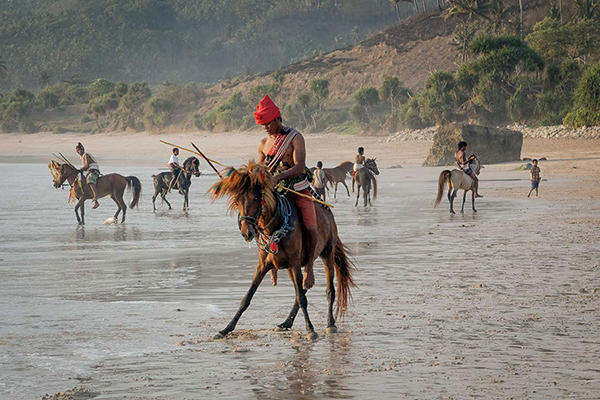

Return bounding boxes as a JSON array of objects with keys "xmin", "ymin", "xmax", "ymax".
[{"xmin": 528, "ymin": 159, "xmax": 541, "ymax": 198}]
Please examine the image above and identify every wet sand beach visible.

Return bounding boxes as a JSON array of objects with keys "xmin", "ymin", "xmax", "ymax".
[{"xmin": 0, "ymin": 132, "xmax": 599, "ymax": 399}]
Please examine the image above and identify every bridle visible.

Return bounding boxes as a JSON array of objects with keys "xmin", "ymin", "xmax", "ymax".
[{"xmin": 237, "ymin": 190, "xmax": 293, "ymax": 255}]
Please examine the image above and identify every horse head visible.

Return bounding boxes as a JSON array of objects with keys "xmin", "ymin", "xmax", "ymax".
[
  {"xmin": 184, "ymin": 156, "xmax": 201, "ymax": 177},
  {"xmin": 469, "ymin": 154, "xmax": 482, "ymax": 176},
  {"xmin": 365, "ymin": 158, "xmax": 380, "ymax": 175},
  {"xmin": 209, "ymin": 162, "xmax": 276, "ymax": 243},
  {"xmin": 49, "ymin": 160, "xmax": 75, "ymax": 188}
]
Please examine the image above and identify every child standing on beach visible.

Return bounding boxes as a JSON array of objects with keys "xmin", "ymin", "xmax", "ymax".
[{"xmin": 528, "ymin": 159, "xmax": 541, "ymax": 198}]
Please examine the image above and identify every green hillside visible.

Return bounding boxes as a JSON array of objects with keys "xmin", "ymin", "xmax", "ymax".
[{"xmin": 0, "ymin": 0, "xmax": 434, "ymax": 89}]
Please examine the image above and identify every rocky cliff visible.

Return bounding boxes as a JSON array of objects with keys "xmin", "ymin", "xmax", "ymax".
[{"xmin": 423, "ymin": 124, "xmax": 523, "ymax": 166}]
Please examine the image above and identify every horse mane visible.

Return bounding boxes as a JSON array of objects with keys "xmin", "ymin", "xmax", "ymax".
[
  {"xmin": 183, "ymin": 156, "xmax": 199, "ymax": 167},
  {"xmin": 209, "ymin": 161, "xmax": 277, "ymax": 219}
]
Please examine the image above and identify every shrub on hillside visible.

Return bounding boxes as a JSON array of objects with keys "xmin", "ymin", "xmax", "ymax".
[
  {"xmin": 417, "ymin": 71, "xmax": 459, "ymax": 125},
  {"xmin": 146, "ymin": 98, "xmax": 173, "ymax": 131},
  {"xmin": 564, "ymin": 62, "xmax": 600, "ymax": 127},
  {"xmin": 88, "ymin": 79, "xmax": 115, "ymax": 99},
  {"xmin": 350, "ymin": 86, "xmax": 379, "ymax": 126},
  {"xmin": 196, "ymin": 92, "xmax": 248, "ymax": 132},
  {"xmin": 116, "ymin": 82, "xmax": 152, "ymax": 131},
  {"xmin": 86, "ymin": 94, "xmax": 119, "ymax": 129},
  {"xmin": 0, "ymin": 89, "xmax": 37, "ymax": 132},
  {"xmin": 310, "ymin": 79, "xmax": 330, "ymax": 101},
  {"xmin": 247, "ymin": 84, "xmax": 280, "ymax": 108}
]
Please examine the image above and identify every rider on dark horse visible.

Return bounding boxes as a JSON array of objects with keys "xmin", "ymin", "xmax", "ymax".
[
  {"xmin": 75, "ymin": 142, "xmax": 101, "ymax": 209},
  {"xmin": 168, "ymin": 147, "xmax": 182, "ymax": 193},
  {"xmin": 255, "ymin": 95, "xmax": 317, "ymax": 291},
  {"xmin": 455, "ymin": 141, "xmax": 483, "ymax": 198}
]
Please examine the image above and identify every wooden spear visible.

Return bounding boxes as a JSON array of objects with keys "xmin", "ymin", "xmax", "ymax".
[
  {"xmin": 190, "ymin": 142, "xmax": 334, "ymax": 208},
  {"xmin": 190, "ymin": 142, "xmax": 224, "ymax": 179},
  {"xmin": 159, "ymin": 140, "xmax": 226, "ymax": 168}
]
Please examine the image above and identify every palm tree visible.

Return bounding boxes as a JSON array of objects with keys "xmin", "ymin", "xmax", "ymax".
[
  {"xmin": 0, "ymin": 59, "xmax": 6, "ymax": 80},
  {"xmin": 489, "ymin": 0, "xmax": 509, "ymax": 33},
  {"xmin": 445, "ymin": 0, "xmax": 491, "ymax": 21},
  {"xmin": 38, "ymin": 71, "xmax": 52, "ymax": 87},
  {"xmin": 391, "ymin": 0, "xmax": 402, "ymax": 20},
  {"xmin": 574, "ymin": 0, "xmax": 598, "ymax": 20}
]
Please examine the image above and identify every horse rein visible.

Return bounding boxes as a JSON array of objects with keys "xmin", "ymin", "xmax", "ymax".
[{"xmin": 237, "ymin": 192, "xmax": 293, "ymax": 255}]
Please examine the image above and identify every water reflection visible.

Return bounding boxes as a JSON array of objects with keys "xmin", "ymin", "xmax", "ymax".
[{"xmin": 71, "ymin": 225, "xmax": 142, "ymax": 242}]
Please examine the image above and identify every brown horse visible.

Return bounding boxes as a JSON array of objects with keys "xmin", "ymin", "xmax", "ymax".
[
  {"xmin": 354, "ymin": 158, "xmax": 379, "ymax": 207},
  {"xmin": 49, "ymin": 160, "xmax": 141, "ymax": 225},
  {"xmin": 323, "ymin": 161, "xmax": 353, "ymax": 198},
  {"xmin": 210, "ymin": 162, "xmax": 356, "ymax": 340}
]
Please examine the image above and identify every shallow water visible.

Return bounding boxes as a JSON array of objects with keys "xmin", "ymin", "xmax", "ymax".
[{"xmin": 1, "ymin": 163, "xmax": 599, "ymax": 399}]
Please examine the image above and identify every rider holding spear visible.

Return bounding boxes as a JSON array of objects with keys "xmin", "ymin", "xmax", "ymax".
[
  {"xmin": 75, "ymin": 142, "xmax": 101, "ymax": 209},
  {"xmin": 255, "ymin": 95, "xmax": 317, "ymax": 291}
]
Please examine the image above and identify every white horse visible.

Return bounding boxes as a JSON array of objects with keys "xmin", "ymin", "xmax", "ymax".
[{"xmin": 434, "ymin": 155, "xmax": 482, "ymax": 214}]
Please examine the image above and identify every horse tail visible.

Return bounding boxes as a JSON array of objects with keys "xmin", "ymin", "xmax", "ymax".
[
  {"xmin": 126, "ymin": 176, "xmax": 142, "ymax": 208},
  {"xmin": 434, "ymin": 170, "xmax": 451, "ymax": 208},
  {"xmin": 333, "ymin": 240, "xmax": 357, "ymax": 319},
  {"xmin": 372, "ymin": 174, "xmax": 378, "ymax": 199}
]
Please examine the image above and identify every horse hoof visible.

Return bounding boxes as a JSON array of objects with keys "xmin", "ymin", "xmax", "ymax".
[
  {"xmin": 274, "ymin": 325, "xmax": 289, "ymax": 332},
  {"xmin": 473, "ymin": 209, "xmax": 477, "ymax": 213},
  {"xmin": 213, "ymin": 332, "xmax": 227, "ymax": 340},
  {"xmin": 325, "ymin": 326, "xmax": 338, "ymax": 334},
  {"xmin": 450, "ymin": 211, "xmax": 455, "ymax": 215},
  {"xmin": 460, "ymin": 211, "xmax": 464, "ymax": 214},
  {"xmin": 306, "ymin": 331, "xmax": 318, "ymax": 341}
]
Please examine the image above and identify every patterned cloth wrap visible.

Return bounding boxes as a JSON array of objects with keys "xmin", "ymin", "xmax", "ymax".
[{"xmin": 265, "ymin": 126, "xmax": 317, "ymax": 229}]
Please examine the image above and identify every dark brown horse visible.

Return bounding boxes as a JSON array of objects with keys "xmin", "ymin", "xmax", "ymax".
[
  {"xmin": 152, "ymin": 156, "xmax": 201, "ymax": 211},
  {"xmin": 49, "ymin": 160, "xmax": 141, "ymax": 225},
  {"xmin": 210, "ymin": 162, "xmax": 356, "ymax": 340},
  {"xmin": 354, "ymin": 158, "xmax": 379, "ymax": 207},
  {"xmin": 323, "ymin": 161, "xmax": 353, "ymax": 198}
]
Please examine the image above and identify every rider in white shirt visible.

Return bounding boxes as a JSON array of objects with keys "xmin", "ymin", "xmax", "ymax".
[{"xmin": 168, "ymin": 148, "xmax": 182, "ymax": 193}]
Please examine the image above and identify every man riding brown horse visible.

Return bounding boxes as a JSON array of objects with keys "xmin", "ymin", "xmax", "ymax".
[
  {"xmin": 75, "ymin": 142, "xmax": 101, "ymax": 209},
  {"xmin": 255, "ymin": 95, "xmax": 317, "ymax": 291}
]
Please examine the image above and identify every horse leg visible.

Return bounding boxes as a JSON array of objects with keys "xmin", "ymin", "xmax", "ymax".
[
  {"xmin": 74, "ymin": 199, "xmax": 85, "ymax": 225},
  {"xmin": 472, "ymin": 191, "xmax": 477, "ymax": 212},
  {"xmin": 183, "ymin": 189, "xmax": 188, "ymax": 210},
  {"xmin": 152, "ymin": 188, "xmax": 159, "ymax": 211},
  {"xmin": 111, "ymin": 194, "xmax": 121, "ymax": 221},
  {"xmin": 215, "ymin": 264, "xmax": 268, "ymax": 339},
  {"xmin": 461, "ymin": 191, "xmax": 466, "ymax": 213},
  {"xmin": 334, "ymin": 183, "xmax": 338, "ymax": 199},
  {"xmin": 341, "ymin": 181, "xmax": 350, "ymax": 197},
  {"xmin": 119, "ymin": 195, "xmax": 127, "ymax": 223},
  {"xmin": 355, "ymin": 185, "xmax": 360, "ymax": 207},
  {"xmin": 162, "ymin": 192, "xmax": 172, "ymax": 210},
  {"xmin": 323, "ymin": 253, "xmax": 337, "ymax": 334},
  {"xmin": 275, "ymin": 301, "xmax": 300, "ymax": 331},
  {"xmin": 449, "ymin": 190, "xmax": 456, "ymax": 214},
  {"xmin": 289, "ymin": 266, "xmax": 317, "ymax": 340}
]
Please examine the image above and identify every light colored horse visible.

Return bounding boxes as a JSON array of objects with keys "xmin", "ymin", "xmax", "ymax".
[
  {"xmin": 434, "ymin": 155, "xmax": 482, "ymax": 214},
  {"xmin": 354, "ymin": 158, "xmax": 379, "ymax": 207},
  {"xmin": 323, "ymin": 161, "xmax": 353, "ymax": 198}
]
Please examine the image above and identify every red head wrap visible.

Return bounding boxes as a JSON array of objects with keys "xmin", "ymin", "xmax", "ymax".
[{"xmin": 254, "ymin": 95, "xmax": 281, "ymax": 125}]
